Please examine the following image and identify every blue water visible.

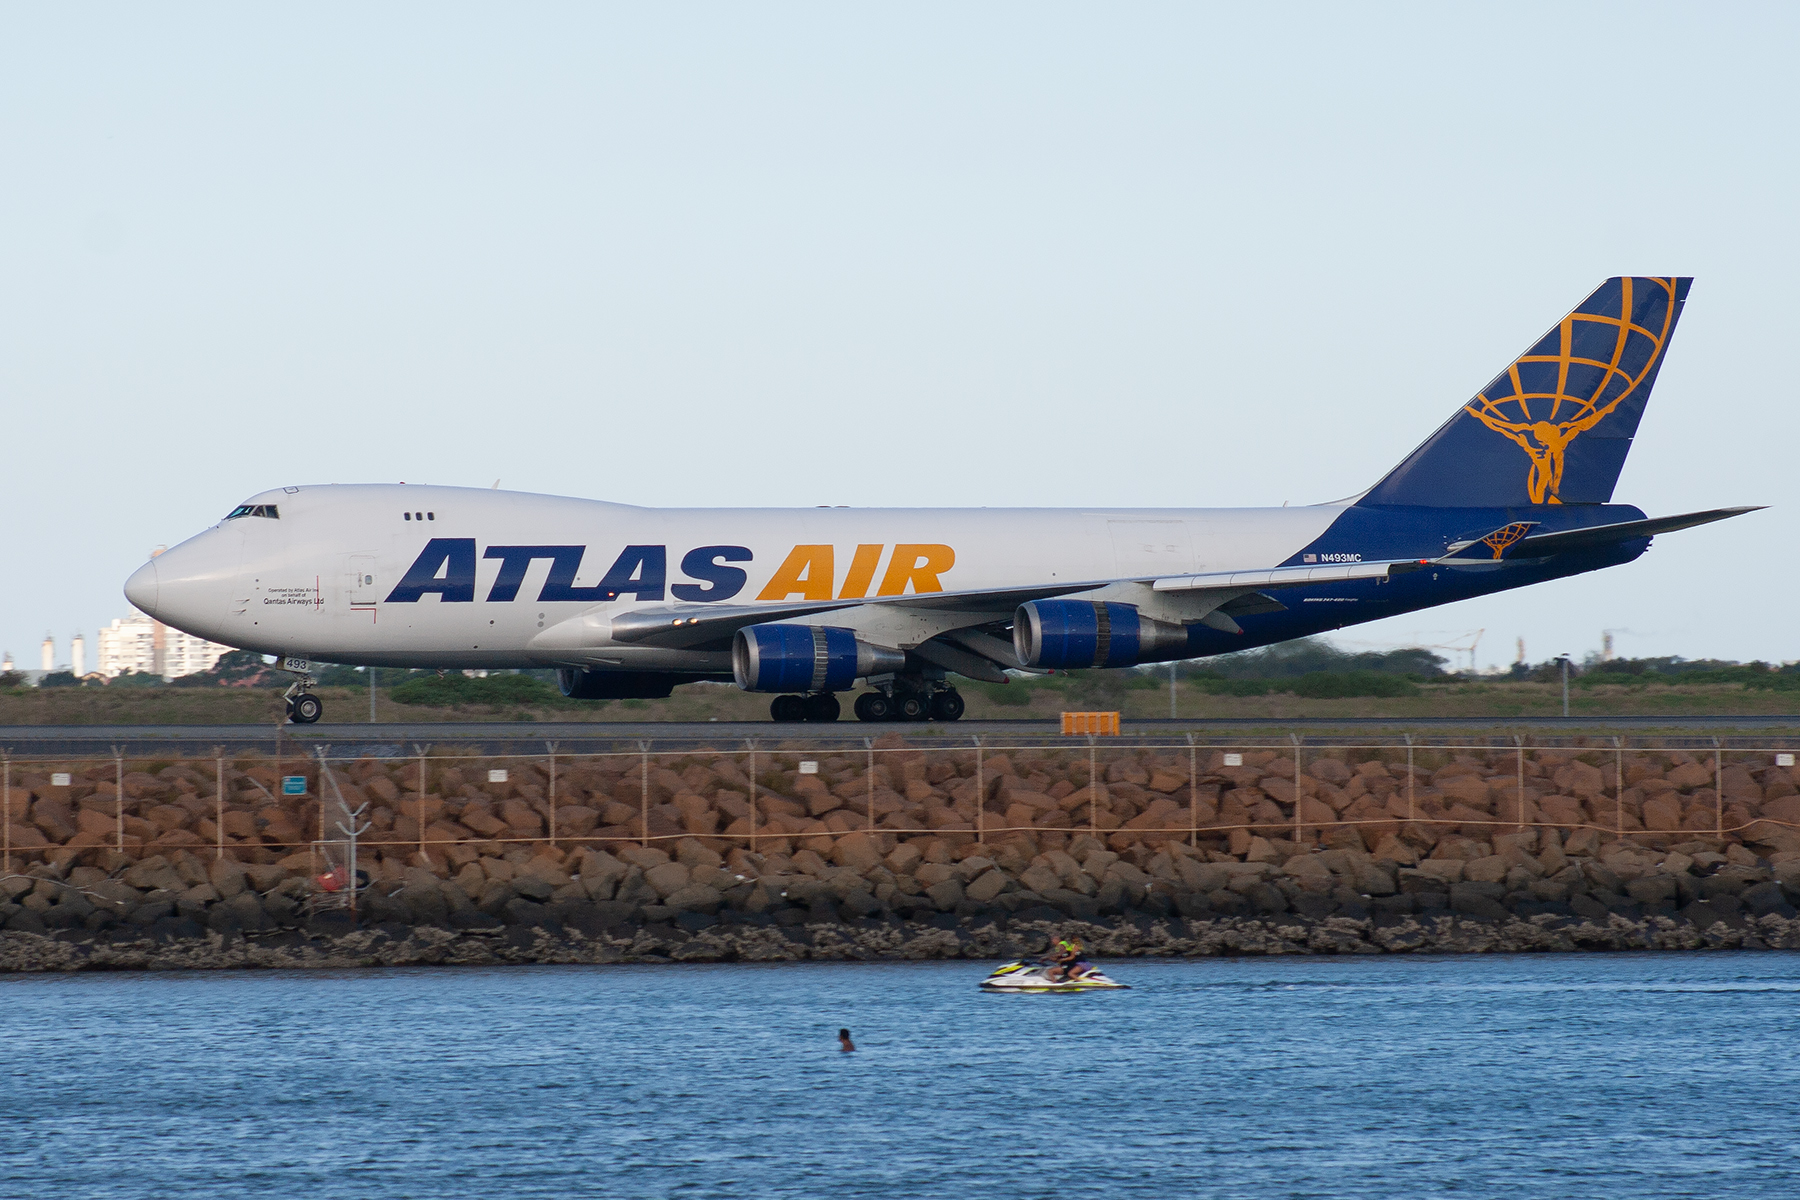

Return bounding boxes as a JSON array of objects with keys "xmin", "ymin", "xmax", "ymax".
[{"xmin": 2, "ymin": 954, "xmax": 1798, "ymax": 1199}]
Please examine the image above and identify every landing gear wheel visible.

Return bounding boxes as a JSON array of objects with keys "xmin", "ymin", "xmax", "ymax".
[
  {"xmin": 803, "ymin": 693, "xmax": 841, "ymax": 723},
  {"xmin": 854, "ymin": 692, "xmax": 891, "ymax": 722},
  {"xmin": 289, "ymin": 693, "xmax": 324, "ymax": 724},
  {"xmin": 929, "ymin": 690, "xmax": 965, "ymax": 722},
  {"xmin": 896, "ymin": 692, "xmax": 929, "ymax": 721},
  {"xmin": 770, "ymin": 694, "xmax": 805, "ymax": 723}
]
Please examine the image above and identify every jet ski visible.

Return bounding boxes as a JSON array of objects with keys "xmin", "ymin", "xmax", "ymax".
[{"xmin": 978, "ymin": 959, "xmax": 1129, "ymax": 992}]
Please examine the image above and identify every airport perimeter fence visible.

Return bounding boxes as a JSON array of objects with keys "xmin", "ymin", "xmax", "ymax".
[{"xmin": 4, "ymin": 735, "xmax": 1800, "ymax": 879}]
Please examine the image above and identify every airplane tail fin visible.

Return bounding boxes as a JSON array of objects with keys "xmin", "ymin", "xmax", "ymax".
[{"xmin": 1360, "ymin": 277, "xmax": 1692, "ymax": 508}]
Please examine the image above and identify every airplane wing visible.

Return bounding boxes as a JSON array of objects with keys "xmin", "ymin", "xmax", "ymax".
[
  {"xmin": 604, "ymin": 580, "xmax": 1111, "ymax": 651},
  {"xmin": 1150, "ymin": 559, "xmax": 1429, "ymax": 592},
  {"xmin": 600, "ymin": 560, "xmax": 1436, "ymax": 655}
]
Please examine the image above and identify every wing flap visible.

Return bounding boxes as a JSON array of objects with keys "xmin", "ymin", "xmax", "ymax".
[{"xmin": 1151, "ymin": 559, "xmax": 1426, "ymax": 593}]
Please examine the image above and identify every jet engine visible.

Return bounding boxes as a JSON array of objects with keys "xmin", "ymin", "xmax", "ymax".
[
  {"xmin": 1013, "ymin": 600, "xmax": 1190, "ymax": 669},
  {"xmin": 732, "ymin": 624, "xmax": 906, "ymax": 693}
]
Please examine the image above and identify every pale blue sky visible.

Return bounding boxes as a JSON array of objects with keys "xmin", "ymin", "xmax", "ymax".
[{"xmin": 4, "ymin": 4, "xmax": 1794, "ymax": 672}]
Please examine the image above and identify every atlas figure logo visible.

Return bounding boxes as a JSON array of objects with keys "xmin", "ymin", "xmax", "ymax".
[
  {"xmin": 384, "ymin": 541, "xmax": 957, "ymax": 604},
  {"xmin": 1462, "ymin": 276, "xmax": 1680, "ymax": 504}
]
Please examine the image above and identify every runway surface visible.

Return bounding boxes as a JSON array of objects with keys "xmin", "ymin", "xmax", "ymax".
[{"xmin": 2, "ymin": 715, "xmax": 1797, "ymax": 756}]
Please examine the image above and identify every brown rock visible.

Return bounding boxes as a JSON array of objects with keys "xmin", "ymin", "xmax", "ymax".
[
  {"xmin": 1463, "ymin": 855, "xmax": 1509, "ymax": 883},
  {"xmin": 1553, "ymin": 761, "xmax": 1607, "ymax": 799},
  {"xmin": 1643, "ymin": 795, "xmax": 1683, "ymax": 831},
  {"xmin": 554, "ymin": 806, "xmax": 600, "ymax": 836},
  {"xmin": 145, "ymin": 805, "xmax": 190, "ymax": 834},
  {"xmin": 1416, "ymin": 859, "xmax": 1465, "ymax": 884},
  {"xmin": 675, "ymin": 839, "xmax": 724, "ymax": 869},
  {"xmin": 831, "ymin": 832, "xmax": 883, "ymax": 873},
  {"xmin": 966, "ymin": 869, "xmax": 1009, "ymax": 903},
  {"xmin": 1666, "ymin": 762, "xmax": 1712, "ymax": 790},
  {"xmin": 1438, "ymin": 775, "xmax": 1491, "ymax": 807},
  {"xmin": 644, "ymin": 861, "xmax": 691, "ymax": 897},
  {"xmin": 498, "ymin": 798, "xmax": 544, "ymax": 834},
  {"xmin": 1306, "ymin": 758, "xmax": 1350, "ymax": 785},
  {"xmin": 459, "ymin": 805, "xmax": 509, "ymax": 837},
  {"xmin": 1370, "ymin": 834, "xmax": 1418, "ymax": 865}
]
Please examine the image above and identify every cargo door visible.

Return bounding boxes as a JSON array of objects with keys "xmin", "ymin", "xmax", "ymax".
[{"xmin": 345, "ymin": 554, "xmax": 379, "ymax": 614}]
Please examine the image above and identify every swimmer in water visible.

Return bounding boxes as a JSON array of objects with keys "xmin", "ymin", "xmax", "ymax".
[{"xmin": 839, "ymin": 1028, "xmax": 855, "ymax": 1052}]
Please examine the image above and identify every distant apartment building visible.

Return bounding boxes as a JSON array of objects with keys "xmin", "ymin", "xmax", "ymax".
[{"xmin": 96, "ymin": 615, "xmax": 233, "ymax": 680}]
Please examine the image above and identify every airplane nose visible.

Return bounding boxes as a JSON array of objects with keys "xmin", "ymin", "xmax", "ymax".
[{"xmin": 125, "ymin": 559, "xmax": 160, "ymax": 617}]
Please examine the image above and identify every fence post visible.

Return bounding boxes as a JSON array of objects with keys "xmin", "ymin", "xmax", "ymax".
[
  {"xmin": 1515, "ymin": 735, "xmax": 1525, "ymax": 832},
  {"xmin": 866, "ymin": 738, "xmax": 876, "ymax": 834},
  {"xmin": 414, "ymin": 744, "xmax": 430, "ymax": 864},
  {"xmin": 1187, "ymin": 733, "xmax": 1198, "ymax": 849},
  {"xmin": 1088, "ymin": 735, "xmax": 1099, "ymax": 835},
  {"xmin": 1291, "ymin": 733, "xmax": 1303, "ymax": 847},
  {"xmin": 214, "ymin": 748, "xmax": 225, "ymax": 861},
  {"xmin": 546, "ymin": 741, "xmax": 558, "ymax": 853},
  {"xmin": 2, "ymin": 751, "xmax": 10, "ymax": 873},
  {"xmin": 746, "ymin": 739, "xmax": 758, "ymax": 855},
  {"xmin": 113, "ymin": 747, "xmax": 124, "ymax": 853},
  {"xmin": 973, "ymin": 736, "xmax": 984, "ymax": 845},
  {"xmin": 1714, "ymin": 737, "xmax": 1723, "ymax": 838},
  {"xmin": 639, "ymin": 740, "xmax": 651, "ymax": 847},
  {"xmin": 1405, "ymin": 734, "xmax": 1415, "ymax": 824},
  {"xmin": 1613, "ymin": 736, "xmax": 1624, "ymax": 844}
]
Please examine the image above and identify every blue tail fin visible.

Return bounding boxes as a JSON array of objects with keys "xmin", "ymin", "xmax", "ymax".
[{"xmin": 1361, "ymin": 277, "xmax": 1691, "ymax": 507}]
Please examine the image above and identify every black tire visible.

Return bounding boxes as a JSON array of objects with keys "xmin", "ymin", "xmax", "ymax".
[
  {"xmin": 290, "ymin": 693, "xmax": 324, "ymax": 724},
  {"xmin": 896, "ymin": 692, "xmax": 928, "ymax": 721},
  {"xmin": 854, "ymin": 692, "xmax": 890, "ymax": 722},
  {"xmin": 929, "ymin": 690, "xmax": 965, "ymax": 722},
  {"xmin": 803, "ymin": 693, "xmax": 841, "ymax": 722},
  {"xmin": 770, "ymin": 695, "xmax": 805, "ymax": 722}
]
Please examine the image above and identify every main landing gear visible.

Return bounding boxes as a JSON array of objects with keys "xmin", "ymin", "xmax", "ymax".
[
  {"xmin": 853, "ymin": 683, "xmax": 964, "ymax": 723},
  {"xmin": 769, "ymin": 693, "xmax": 842, "ymax": 723},
  {"xmin": 767, "ymin": 674, "xmax": 967, "ymax": 725}
]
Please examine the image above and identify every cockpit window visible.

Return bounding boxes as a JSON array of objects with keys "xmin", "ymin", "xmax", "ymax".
[{"xmin": 224, "ymin": 504, "xmax": 280, "ymax": 520}]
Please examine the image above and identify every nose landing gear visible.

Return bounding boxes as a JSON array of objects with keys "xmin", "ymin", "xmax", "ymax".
[
  {"xmin": 276, "ymin": 657, "xmax": 324, "ymax": 724},
  {"xmin": 287, "ymin": 692, "xmax": 324, "ymax": 724}
]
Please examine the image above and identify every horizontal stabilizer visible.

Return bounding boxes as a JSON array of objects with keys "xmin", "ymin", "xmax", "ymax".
[{"xmin": 1505, "ymin": 506, "xmax": 1763, "ymax": 557}]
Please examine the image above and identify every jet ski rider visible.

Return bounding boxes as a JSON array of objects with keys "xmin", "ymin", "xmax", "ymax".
[{"xmin": 1044, "ymin": 937, "xmax": 1090, "ymax": 983}]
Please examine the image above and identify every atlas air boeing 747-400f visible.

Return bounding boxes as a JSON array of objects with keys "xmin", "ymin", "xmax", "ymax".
[{"xmin": 124, "ymin": 276, "xmax": 1758, "ymax": 725}]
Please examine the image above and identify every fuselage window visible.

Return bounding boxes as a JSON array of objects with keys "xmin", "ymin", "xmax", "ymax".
[
  {"xmin": 427, "ymin": 512, "xmax": 435, "ymax": 520},
  {"xmin": 404, "ymin": 512, "xmax": 412, "ymax": 520}
]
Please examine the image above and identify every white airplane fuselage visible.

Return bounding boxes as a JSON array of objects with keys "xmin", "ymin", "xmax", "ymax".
[{"xmin": 127, "ymin": 484, "xmax": 1348, "ymax": 671}]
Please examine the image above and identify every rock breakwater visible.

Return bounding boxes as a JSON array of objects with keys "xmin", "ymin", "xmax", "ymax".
[{"xmin": 4, "ymin": 741, "xmax": 1800, "ymax": 970}]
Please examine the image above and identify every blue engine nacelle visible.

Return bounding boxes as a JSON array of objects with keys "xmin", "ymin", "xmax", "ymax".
[
  {"xmin": 732, "ymin": 624, "xmax": 907, "ymax": 693},
  {"xmin": 1013, "ymin": 600, "xmax": 1190, "ymax": 669}
]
